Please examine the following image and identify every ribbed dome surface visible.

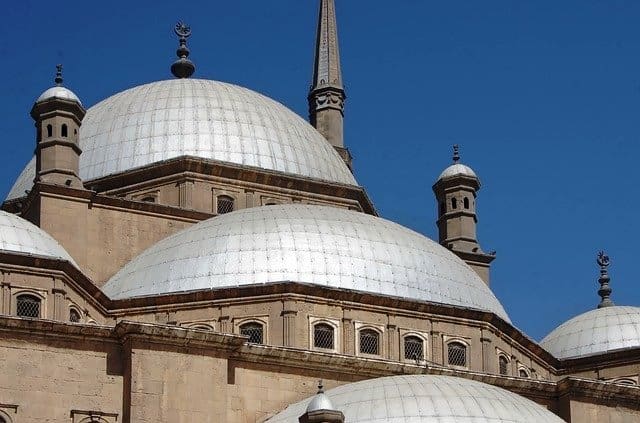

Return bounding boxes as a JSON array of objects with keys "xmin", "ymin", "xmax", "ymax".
[
  {"xmin": 36, "ymin": 86, "xmax": 82, "ymax": 105},
  {"xmin": 7, "ymin": 79, "xmax": 356, "ymax": 200},
  {"xmin": 267, "ymin": 375, "xmax": 564, "ymax": 423},
  {"xmin": 540, "ymin": 306, "xmax": 640, "ymax": 359},
  {"xmin": 102, "ymin": 204, "xmax": 509, "ymax": 321},
  {"xmin": 437, "ymin": 163, "xmax": 477, "ymax": 181},
  {"xmin": 0, "ymin": 210, "xmax": 76, "ymax": 265}
]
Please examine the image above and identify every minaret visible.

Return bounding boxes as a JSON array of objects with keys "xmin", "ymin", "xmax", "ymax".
[
  {"xmin": 298, "ymin": 380, "xmax": 344, "ymax": 423},
  {"xmin": 31, "ymin": 65, "xmax": 86, "ymax": 189},
  {"xmin": 433, "ymin": 146, "xmax": 495, "ymax": 285},
  {"xmin": 309, "ymin": 0, "xmax": 352, "ymax": 170},
  {"xmin": 596, "ymin": 251, "xmax": 614, "ymax": 308}
]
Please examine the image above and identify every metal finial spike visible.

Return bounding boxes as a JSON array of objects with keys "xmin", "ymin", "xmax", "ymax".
[
  {"xmin": 55, "ymin": 64, "xmax": 63, "ymax": 86},
  {"xmin": 317, "ymin": 379, "xmax": 324, "ymax": 394},
  {"xmin": 171, "ymin": 21, "xmax": 195, "ymax": 79},
  {"xmin": 452, "ymin": 145, "xmax": 460, "ymax": 163},
  {"xmin": 597, "ymin": 251, "xmax": 614, "ymax": 308}
]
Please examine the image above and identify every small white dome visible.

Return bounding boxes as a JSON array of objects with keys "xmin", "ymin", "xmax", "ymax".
[
  {"xmin": 0, "ymin": 210, "xmax": 77, "ymax": 266},
  {"xmin": 437, "ymin": 163, "xmax": 478, "ymax": 181},
  {"xmin": 540, "ymin": 306, "xmax": 640, "ymax": 359},
  {"xmin": 267, "ymin": 375, "xmax": 565, "ymax": 423},
  {"xmin": 306, "ymin": 392, "xmax": 334, "ymax": 412},
  {"xmin": 36, "ymin": 86, "xmax": 82, "ymax": 105},
  {"xmin": 7, "ymin": 78, "xmax": 356, "ymax": 200},
  {"xmin": 102, "ymin": 204, "xmax": 509, "ymax": 321}
]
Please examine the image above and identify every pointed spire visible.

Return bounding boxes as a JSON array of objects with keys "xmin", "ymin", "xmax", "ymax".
[
  {"xmin": 597, "ymin": 251, "xmax": 614, "ymax": 308},
  {"xmin": 171, "ymin": 22, "xmax": 195, "ymax": 79},
  {"xmin": 309, "ymin": 0, "xmax": 347, "ymax": 153},
  {"xmin": 55, "ymin": 64, "xmax": 63, "ymax": 86},
  {"xmin": 312, "ymin": 0, "xmax": 343, "ymax": 90},
  {"xmin": 452, "ymin": 144, "xmax": 460, "ymax": 163}
]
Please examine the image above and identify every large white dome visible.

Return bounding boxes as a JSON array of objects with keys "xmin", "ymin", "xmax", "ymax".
[
  {"xmin": 102, "ymin": 204, "xmax": 510, "ymax": 321},
  {"xmin": 7, "ymin": 79, "xmax": 356, "ymax": 200},
  {"xmin": 0, "ymin": 210, "xmax": 76, "ymax": 266},
  {"xmin": 540, "ymin": 306, "xmax": 640, "ymax": 359},
  {"xmin": 267, "ymin": 375, "xmax": 564, "ymax": 423}
]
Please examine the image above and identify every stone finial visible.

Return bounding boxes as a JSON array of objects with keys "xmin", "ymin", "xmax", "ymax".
[
  {"xmin": 317, "ymin": 379, "xmax": 324, "ymax": 394},
  {"xmin": 597, "ymin": 251, "xmax": 614, "ymax": 308},
  {"xmin": 452, "ymin": 144, "xmax": 460, "ymax": 163},
  {"xmin": 55, "ymin": 64, "xmax": 63, "ymax": 86},
  {"xmin": 171, "ymin": 21, "xmax": 195, "ymax": 79}
]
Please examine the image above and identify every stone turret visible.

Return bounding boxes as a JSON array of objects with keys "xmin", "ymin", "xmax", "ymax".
[
  {"xmin": 298, "ymin": 381, "xmax": 344, "ymax": 423},
  {"xmin": 309, "ymin": 0, "xmax": 351, "ymax": 170},
  {"xmin": 433, "ymin": 145, "xmax": 495, "ymax": 285},
  {"xmin": 31, "ymin": 65, "xmax": 86, "ymax": 189}
]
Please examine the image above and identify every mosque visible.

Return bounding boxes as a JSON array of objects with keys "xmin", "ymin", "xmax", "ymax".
[{"xmin": 0, "ymin": 1, "xmax": 639, "ymax": 422}]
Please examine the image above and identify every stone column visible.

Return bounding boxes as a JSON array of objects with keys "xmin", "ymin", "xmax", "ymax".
[
  {"xmin": 245, "ymin": 190, "xmax": 255, "ymax": 209},
  {"xmin": 342, "ymin": 313, "xmax": 354, "ymax": 355},
  {"xmin": 387, "ymin": 321, "xmax": 399, "ymax": 361},
  {"xmin": 219, "ymin": 306, "xmax": 231, "ymax": 333},
  {"xmin": 179, "ymin": 180, "xmax": 194, "ymax": 209},
  {"xmin": 1, "ymin": 273, "xmax": 10, "ymax": 315},
  {"xmin": 282, "ymin": 302, "xmax": 298, "ymax": 347},
  {"xmin": 52, "ymin": 288, "xmax": 66, "ymax": 321},
  {"xmin": 430, "ymin": 330, "xmax": 442, "ymax": 365},
  {"xmin": 480, "ymin": 329, "xmax": 493, "ymax": 373}
]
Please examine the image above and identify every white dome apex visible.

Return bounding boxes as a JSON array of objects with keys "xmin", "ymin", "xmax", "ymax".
[
  {"xmin": 7, "ymin": 78, "xmax": 356, "ymax": 200},
  {"xmin": 0, "ymin": 210, "xmax": 76, "ymax": 266},
  {"xmin": 267, "ymin": 375, "xmax": 565, "ymax": 423},
  {"xmin": 36, "ymin": 86, "xmax": 82, "ymax": 105},
  {"xmin": 438, "ymin": 163, "xmax": 477, "ymax": 181},
  {"xmin": 540, "ymin": 306, "xmax": 640, "ymax": 359},
  {"xmin": 102, "ymin": 204, "xmax": 509, "ymax": 321}
]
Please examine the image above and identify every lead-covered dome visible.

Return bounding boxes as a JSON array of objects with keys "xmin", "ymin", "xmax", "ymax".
[
  {"xmin": 102, "ymin": 204, "xmax": 509, "ymax": 321},
  {"xmin": 540, "ymin": 306, "xmax": 640, "ymax": 359},
  {"xmin": 267, "ymin": 375, "xmax": 564, "ymax": 423},
  {"xmin": 7, "ymin": 79, "xmax": 357, "ymax": 200},
  {"xmin": 0, "ymin": 210, "xmax": 76, "ymax": 266}
]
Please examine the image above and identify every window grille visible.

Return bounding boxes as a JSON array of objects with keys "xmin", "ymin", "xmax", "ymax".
[
  {"xmin": 404, "ymin": 336, "xmax": 424, "ymax": 360},
  {"xmin": 499, "ymin": 355, "xmax": 509, "ymax": 375},
  {"xmin": 16, "ymin": 294, "xmax": 41, "ymax": 318},
  {"xmin": 313, "ymin": 323, "xmax": 334, "ymax": 350},
  {"xmin": 217, "ymin": 196, "xmax": 234, "ymax": 214},
  {"xmin": 519, "ymin": 368, "xmax": 530, "ymax": 378},
  {"xmin": 359, "ymin": 329, "xmax": 380, "ymax": 355},
  {"xmin": 447, "ymin": 342, "xmax": 467, "ymax": 367},
  {"xmin": 240, "ymin": 322, "xmax": 264, "ymax": 344},
  {"xmin": 69, "ymin": 308, "xmax": 81, "ymax": 323}
]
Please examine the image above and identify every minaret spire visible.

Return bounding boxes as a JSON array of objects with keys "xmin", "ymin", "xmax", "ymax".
[
  {"xmin": 171, "ymin": 22, "xmax": 195, "ymax": 79},
  {"xmin": 309, "ymin": 0, "xmax": 352, "ymax": 170},
  {"xmin": 597, "ymin": 251, "xmax": 614, "ymax": 308}
]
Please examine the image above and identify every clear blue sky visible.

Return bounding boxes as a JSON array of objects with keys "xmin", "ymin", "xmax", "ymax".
[{"xmin": 1, "ymin": 1, "xmax": 639, "ymax": 340}]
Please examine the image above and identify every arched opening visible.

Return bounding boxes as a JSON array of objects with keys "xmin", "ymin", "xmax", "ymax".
[
  {"xmin": 217, "ymin": 195, "xmax": 234, "ymax": 214},
  {"xmin": 239, "ymin": 322, "xmax": 264, "ymax": 344},
  {"xmin": 451, "ymin": 197, "xmax": 457, "ymax": 209},
  {"xmin": 359, "ymin": 328, "xmax": 380, "ymax": 355},
  {"xmin": 439, "ymin": 201, "xmax": 445, "ymax": 216},
  {"xmin": 61, "ymin": 124, "xmax": 68, "ymax": 138},
  {"xmin": 499, "ymin": 355, "xmax": 509, "ymax": 375},
  {"xmin": 519, "ymin": 368, "xmax": 530, "ymax": 378},
  {"xmin": 141, "ymin": 196, "xmax": 156, "ymax": 203},
  {"xmin": 463, "ymin": 197, "xmax": 470, "ymax": 209},
  {"xmin": 447, "ymin": 342, "xmax": 467, "ymax": 367},
  {"xmin": 404, "ymin": 335, "xmax": 424, "ymax": 360},
  {"xmin": 313, "ymin": 323, "xmax": 335, "ymax": 350},
  {"xmin": 46, "ymin": 124, "xmax": 53, "ymax": 137},
  {"xmin": 16, "ymin": 294, "xmax": 41, "ymax": 318},
  {"xmin": 69, "ymin": 308, "xmax": 81, "ymax": 323}
]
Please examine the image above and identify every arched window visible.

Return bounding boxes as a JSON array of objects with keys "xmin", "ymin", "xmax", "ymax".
[
  {"xmin": 69, "ymin": 308, "xmax": 81, "ymax": 323},
  {"xmin": 16, "ymin": 294, "xmax": 41, "ymax": 318},
  {"xmin": 612, "ymin": 378, "xmax": 637, "ymax": 386},
  {"xmin": 447, "ymin": 342, "xmax": 467, "ymax": 367},
  {"xmin": 240, "ymin": 322, "xmax": 264, "ymax": 344},
  {"xmin": 359, "ymin": 329, "xmax": 380, "ymax": 355},
  {"xmin": 519, "ymin": 368, "xmax": 530, "ymax": 378},
  {"xmin": 217, "ymin": 195, "xmax": 234, "ymax": 214},
  {"xmin": 499, "ymin": 355, "xmax": 509, "ymax": 375},
  {"xmin": 313, "ymin": 323, "xmax": 335, "ymax": 350},
  {"xmin": 46, "ymin": 124, "xmax": 53, "ymax": 137},
  {"xmin": 463, "ymin": 197, "xmax": 470, "ymax": 209},
  {"xmin": 141, "ymin": 196, "xmax": 156, "ymax": 203},
  {"xmin": 451, "ymin": 197, "xmax": 457, "ymax": 209},
  {"xmin": 404, "ymin": 335, "xmax": 424, "ymax": 360},
  {"xmin": 61, "ymin": 124, "xmax": 68, "ymax": 138}
]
